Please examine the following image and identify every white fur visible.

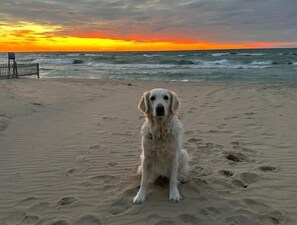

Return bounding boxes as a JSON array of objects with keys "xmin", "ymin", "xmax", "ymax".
[{"xmin": 133, "ymin": 88, "xmax": 189, "ymax": 204}]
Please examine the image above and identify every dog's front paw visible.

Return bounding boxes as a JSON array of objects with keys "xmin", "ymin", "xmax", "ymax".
[
  {"xmin": 133, "ymin": 191, "xmax": 146, "ymax": 204},
  {"xmin": 169, "ymin": 187, "xmax": 182, "ymax": 202}
]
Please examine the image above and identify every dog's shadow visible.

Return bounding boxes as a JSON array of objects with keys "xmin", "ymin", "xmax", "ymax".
[
  {"xmin": 153, "ymin": 176, "xmax": 188, "ymax": 188},
  {"xmin": 154, "ymin": 176, "xmax": 170, "ymax": 188}
]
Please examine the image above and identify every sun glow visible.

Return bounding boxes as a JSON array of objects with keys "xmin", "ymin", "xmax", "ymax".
[{"xmin": 1, "ymin": 21, "xmax": 296, "ymax": 52}]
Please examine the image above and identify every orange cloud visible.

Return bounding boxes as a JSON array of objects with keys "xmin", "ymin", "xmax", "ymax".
[{"xmin": 1, "ymin": 21, "xmax": 296, "ymax": 52}]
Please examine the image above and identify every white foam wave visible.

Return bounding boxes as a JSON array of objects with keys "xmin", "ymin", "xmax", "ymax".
[
  {"xmin": 191, "ymin": 59, "xmax": 269, "ymax": 69},
  {"xmin": 143, "ymin": 54, "xmax": 161, "ymax": 58},
  {"xmin": 67, "ymin": 53, "xmax": 80, "ymax": 57},
  {"xmin": 251, "ymin": 60, "xmax": 272, "ymax": 65},
  {"xmin": 239, "ymin": 53, "xmax": 265, "ymax": 56},
  {"xmin": 211, "ymin": 53, "xmax": 230, "ymax": 57},
  {"xmin": 32, "ymin": 58, "xmax": 75, "ymax": 65},
  {"xmin": 87, "ymin": 62, "xmax": 176, "ymax": 69},
  {"xmin": 87, "ymin": 59, "xmax": 270, "ymax": 70},
  {"xmin": 84, "ymin": 53, "xmax": 103, "ymax": 57}
]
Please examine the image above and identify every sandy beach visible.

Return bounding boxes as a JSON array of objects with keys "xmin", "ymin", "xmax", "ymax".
[{"xmin": 0, "ymin": 78, "xmax": 296, "ymax": 225}]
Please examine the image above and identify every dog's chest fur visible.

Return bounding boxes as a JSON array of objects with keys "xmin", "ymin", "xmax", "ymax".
[{"xmin": 142, "ymin": 117, "xmax": 181, "ymax": 162}]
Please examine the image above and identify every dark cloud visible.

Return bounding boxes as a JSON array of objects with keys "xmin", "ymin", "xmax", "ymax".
[{"xmin": 1, "ymin": 0, "xmax": 297, "ymax": 43}]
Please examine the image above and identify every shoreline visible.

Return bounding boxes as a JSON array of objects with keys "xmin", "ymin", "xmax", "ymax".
[{"xmin": 1, "ymin": 78, "xmax": 296, "ymax": 224}]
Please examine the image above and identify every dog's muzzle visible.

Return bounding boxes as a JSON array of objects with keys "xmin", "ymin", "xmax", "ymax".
[{"xmin": 156, "ymin": 105, "xmax": 165, "ymax": 117}]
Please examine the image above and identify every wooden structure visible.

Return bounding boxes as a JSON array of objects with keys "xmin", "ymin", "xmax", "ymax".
[
  {"xmin": 0, "ymin": 63, "xmax": 39, "ymax": 79},
  {"xmin": 0, "ymin": 53, "xmax": 39, "ymax": 79}
]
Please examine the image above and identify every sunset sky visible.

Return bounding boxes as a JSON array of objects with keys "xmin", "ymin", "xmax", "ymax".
[{"xmin": 1, "ymin": 0, "xmax": 297, "ymax": 52}]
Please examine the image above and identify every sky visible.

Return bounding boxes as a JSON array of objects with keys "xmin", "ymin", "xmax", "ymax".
[{"xmin": 1, "ymin": 0, "xmax": 297, "ymax": 52}]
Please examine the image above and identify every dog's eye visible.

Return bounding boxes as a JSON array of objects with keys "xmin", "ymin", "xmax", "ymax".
[
  {"xmin": 163, "ymin": 95, "xmax": 169, "ymax": 100},
  {"xmin": 150, "ymin": 96, "xmax": 155, "ymax": 101}
]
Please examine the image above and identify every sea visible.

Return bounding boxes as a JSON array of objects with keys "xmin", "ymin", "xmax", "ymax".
[{"xmin": 1, "ymin": 48, "xmax": 297, "ymax": 83}]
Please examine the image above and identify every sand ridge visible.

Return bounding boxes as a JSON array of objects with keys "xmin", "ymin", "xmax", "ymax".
[{"xmin": 0, "ymin": 79, "xmax": 296, "ymax": 225}]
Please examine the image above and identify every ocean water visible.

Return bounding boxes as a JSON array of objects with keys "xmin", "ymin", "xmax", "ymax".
[{"xmin": 1, "ymin": 49, "xmax": 297, "ymax": 83}]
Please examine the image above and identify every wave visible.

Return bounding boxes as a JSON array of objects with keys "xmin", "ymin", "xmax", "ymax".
[
  {"xmin": 238, "ymin": 53, "xmax": 266, "ymax": 56},
  {"xmin": 87, "ymin": 62, "xmax": 176, "ymax": 69},
  {"xmin": 32, "ymin": 58, "xmax": 84, "ymax": 65},
  {"xmin": 211, "ymin": 52, "xmax": 266, "ymax": 57},
  {"xmin": 251, "ymin": 60, "xmax": 273, "ymax": 65},
  {"xmin": 278, "ymin": 52, "xmax": 297, "ymax": 56},
  {"xmin": 191, "ymin": 59, "xmax": 270, "ymax": 69},
  {"xmin": 211, "ymin": 53, "xmax": 230, "ymax": 57},
  {"xmin": 67, "ymin": 53, "xmax": 81, "ymax": 57},
  {"xmin": 84, "ymin": 53, "xmax": 104, "ymax": 57},
  {"xmin": 143, "ymin": 54, "xmax": 161, "ymax": 58},
  {"xmin": 87, "ymin": 59, "xmax": 270, "ymax": 70},
  {"xmin": 160, "ymin": 59, "xmax": 194, "ymax": 65}
]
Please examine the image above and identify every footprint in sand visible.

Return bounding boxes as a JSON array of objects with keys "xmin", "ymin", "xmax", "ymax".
[
  {"xmin": 108, "ymin": 162, "xmax": 118, "ymax": 167},
  {"xmin": 230, "ymin": 141, "xmax": 242, "ymax": 150},
  {"xmin": 76, "ymin": 155, "xmax": 89, "ymax": 162},
  {"xmin": 232, "ymin": 179, "xmax": 248, "ymax": 189},
  {"xmin": 89, "ymin": 144, "xmax": 101, "ymax": 150},
  {"xmin": 109, "ymin": 197, "xmax": 132, "ymax": 215},
  {"xmin": 218, "ymin": 169, "xmax": 234, "ymax": 178},
  {"xmin": 200, "ymin": 207, "xmax": 221, "ymax": 220},
  {"xmin": 147, "ymin": 214, "xmax": 177, "ymax": 225},
  {"xmin": 217, "ymin": 123, "xmax": 227, "ymax": 129},
  {"xmin": 0, "ymin": 114, "xmax": 10, "ymax": 133},
  {"xmin": 89, "ymin": 174, "xmax": 121, "ymax": 186},
  {"xmin": 102, "ymin": 116, "xmax": 118, "ymax": 120},
  {"xmin": 154, "ymin": 219, "xmax": 176, "ymax": 225},
  {"xmin": 50, "ymin": 219, "xmax": 70, "ymax": 225},
  {"xmin": 225, "ymin": 214, "xmax": 251, "ymax": 224},
  {"xmin": 0, "ymin": 119, "xmax": 9, "ymax": 130},
  {"xmin": 243, "ymin": 198, "xmax": 270, "ymax": 214},
  {"xmin": 224, "ymin": 152, "xmax": 246, "ymax": 162},
  {"xmin": 176, "ymin": 214, "xmax": 203, "ymax": 225},
  {"xmin": 15, "ymin": 197, "xmax": 38, "ymax": 208},
  {"xmin": 258, "ymin": 165, "xmax": 278, "ymax": 172},
  {"xmin": 244, "ymin": 112, "xmax": 256, "ymax": 116},
  {"xmin": 232, "ymin": 172, "xmax": 259, "ymax": 189},
  {"xmin": 187, "ymin": 137, "xmax": 203, "ymax": 144},
  {"xmin": 240, "ymin": 172, "xmax": 259, "ymax": 184},
  {"xmin": 21, "ymin": 215, "xmax": 39, "ymax": 224},
  {"xmin": 74, "ymin": 215, "xmax": 102, "ymax": 225},
  {"xmin": 28, "ymin": 202, "xmax": 49, "ymax": 214},
  {"xmin": 64, "ymin": 168, "xmax": 76, "ymax": 176},
  {"xmin": 184, "ymin": 131, "xmax": 194, "ymax": 135},
  {"xmin": 31, "ymin": 102, "xmax": 44, "ymax": 107},
  {"xmin": 230, "ymin": 141, "xmax": 255, "ymax": 153},
  {"xmin": 262, "ymin": 210, "xmax": 286, "ymax": 225},
  {"xmin": 57, "ymin": 196, "xmax": 78, "ymax": 206}
]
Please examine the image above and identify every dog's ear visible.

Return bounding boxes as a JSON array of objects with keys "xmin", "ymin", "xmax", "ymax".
[
  {"xmin": 170, "ymin": 91, "xmax": 180, "ymax": 114},
  {"xmin": 138, "ymin": 91, "xmax": 150, "ymax": 113}
]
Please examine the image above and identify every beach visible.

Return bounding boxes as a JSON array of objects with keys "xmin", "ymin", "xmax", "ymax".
[{"xmin": 0, "ymin": 78, "xmax": 296, "ymax": 225}]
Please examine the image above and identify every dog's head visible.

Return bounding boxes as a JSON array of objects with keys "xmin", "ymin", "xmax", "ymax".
[{"xmin": 138, "ymin": 88, "xmax": 179, "ymax": 118}]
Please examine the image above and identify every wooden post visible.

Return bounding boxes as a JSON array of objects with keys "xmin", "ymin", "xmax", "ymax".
[
  {"xmin": 8, "ymin": 53, "xmax": 16, "ymax": 78},
  {"xmin": 13, "ymin": 61, "xmax": 18, "ymax": 78},
  {"xmin": 37, "ymin": 63, "xmax": 40, "ymax": 78}
]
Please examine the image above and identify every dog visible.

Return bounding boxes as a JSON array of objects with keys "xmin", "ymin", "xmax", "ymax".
[{"xmin": 133, "ymin": 88, "xmax": 189, "ymax": 204}]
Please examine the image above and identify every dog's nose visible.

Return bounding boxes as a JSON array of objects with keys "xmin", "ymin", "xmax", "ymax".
[{"xmin": 156, "ymin": 105, "xmax": 165, "ymax": 116}]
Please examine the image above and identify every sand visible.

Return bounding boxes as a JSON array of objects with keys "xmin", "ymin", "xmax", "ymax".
[{"xmin": 0, "ymin": 78, "xmax": 296, "ymax": 225}]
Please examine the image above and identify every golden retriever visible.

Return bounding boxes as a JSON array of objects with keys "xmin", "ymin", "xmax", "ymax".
[{"xmin": 133, "ymin": 88, "xmax": 189, "ymax": 203}]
